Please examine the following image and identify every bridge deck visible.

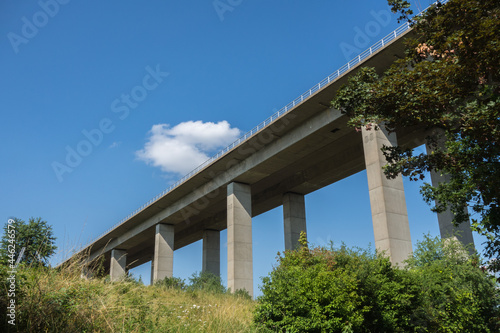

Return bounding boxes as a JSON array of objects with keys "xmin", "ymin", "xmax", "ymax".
[{"xmin": 67, "ymin": 27, "xmax": 426, "ymax": 272}]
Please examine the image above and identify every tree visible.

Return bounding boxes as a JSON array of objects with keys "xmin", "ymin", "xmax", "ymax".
[
  {"xmin": 331, "ymin": 0, "xmax": 500, "ymax": 271},
  {"xmin": 406, "ymin": 235, "xmax": 500, "ymax": 331},
  {"xmin": 254, "ymin": 233, "xmax": 500, "ymax": 332},
  {"xmin": 254, "ymin": 233, "xmax": 420, "ymax": 332},
  {"xmin": 0, "ymin": 217, "xmax": 57, "ymax": 267}
]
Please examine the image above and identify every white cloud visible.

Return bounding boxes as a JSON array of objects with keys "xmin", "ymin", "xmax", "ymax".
[{"xmin": 136, "ymin": 120, "xmax": 241, "ymax": 175}]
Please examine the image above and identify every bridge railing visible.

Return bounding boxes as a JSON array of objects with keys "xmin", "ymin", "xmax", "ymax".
[{"xmin": 75, "ymin": 1, "xmax": 447, "ymax": 257}]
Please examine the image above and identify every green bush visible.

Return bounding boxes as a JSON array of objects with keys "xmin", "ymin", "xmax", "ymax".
[
  {"xmin": 406, "ymin": 235, "xmax": 500, "ymax": 332},
  {"xmin": 233, "ymin": 288, "xmax": 252, "ymax": 300},
  {"xmin": 254, "ymin": 232, "xmax": 500, "ymax": 332},
  {"xmin": 188, "ymin": 271, "xmax": 226, "ymax": 294},
  {"xmin": 155, "ymin": 276, "xmax": 187, "ymax": 290}
]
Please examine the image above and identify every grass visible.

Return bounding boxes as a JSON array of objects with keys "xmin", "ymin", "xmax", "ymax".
[{"xmin": 0, "ymin": 260, "xmax": 257, "ymax": 333}]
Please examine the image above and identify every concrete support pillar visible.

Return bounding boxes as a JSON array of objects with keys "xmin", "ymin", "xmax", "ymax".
[
  {"xmin": 203, "ymin": 230, "xmax": 220, "ymax": 276},
  {"xmin": 425, "ymin": 141, "xmax": 475, "ymax": 249},
  {"xmin": 152, "ymin": 223, "xmax": 174, "ymax": 283},
  {"xmin": 150, "ymin": 256, "xmax": 155, "ymax": 285},
  {"xmin": 362, "ymin": 125, "xmax": 412, "ymax": 265},
  {"xmin": 283, "ymin": 192, "xmax": 307, "ymax": 250},
  {"xmin": 227, "ymin": 182, "xmax": 253, "ymax": 297},
  {"xmin": 110, "ymin": 249, "xmax": 127, "ymax": 281}
]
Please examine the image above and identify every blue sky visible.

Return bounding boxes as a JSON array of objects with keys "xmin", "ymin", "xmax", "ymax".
[{"xmin": 0, "ymin": 0, "xmax": 486, "ymax": 294}]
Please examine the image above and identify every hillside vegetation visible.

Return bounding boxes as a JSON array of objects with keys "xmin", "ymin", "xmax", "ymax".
[
  {"xmin": 0, "ymin": 264, "xmax": 256, "ymax": 333},
  {"xmin": 1, "ymin": 235, "xmax": 499, "ymax": 332},
  {"xmin": 254, "ymin": 234, "xmax": 500, "ymax": 332}
]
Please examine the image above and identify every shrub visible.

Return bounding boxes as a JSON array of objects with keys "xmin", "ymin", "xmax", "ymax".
[
  {"xmin": 233, "ymin": 288, "xmax": 252, "ymax": 300},
  {"xmin": 254, "ymin": 232, "xmax": 500, "ymax": 332},
  {"xmin": 155, "ymin": 276, "xmax": 186, "ymax": 290},
  {"xmin": 188, "ymin": 271, "xmax": 226, "ymax": 294},
  {"xmin": 406, "ymin": 235, "xmax": 500, "ymax": 332},
  {"xmin": 254, "ymin": 234, "xmax": 418, "ymax": 332}
]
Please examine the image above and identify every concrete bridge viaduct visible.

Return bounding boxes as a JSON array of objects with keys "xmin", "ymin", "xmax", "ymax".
[{"xmin": 69, "ymin": 22, "xmax": 474, "ymax": 297}]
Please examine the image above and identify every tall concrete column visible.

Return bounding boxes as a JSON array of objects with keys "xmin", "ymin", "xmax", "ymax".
[
  {"xmin": 283, "ymin": 192, "xmax": 307, "ymax": 250},
  {"xmin": 227, "ymin": 182, "xmax": 253, "ymax": 297},
  {"xmin": 425, "ymin": 141, "xmax": 474, "ymax": 249},
  {"xmin": 203, "ymin": 230, "xmax": 220, "ymax": 276},
  {"xmin": 150, "ymin": 255, "xmax": 155, "ymax": 285},
  {"xmin": 152, "ymin": 223, "xmax": 174, "ymax": 283},
  {"xmin": 110, "ymin": 249, "xmax": 127, "ymax": 281},
  {"xmin": 362, "ymin": 125, "xmax": 412, "ymax": 265}
]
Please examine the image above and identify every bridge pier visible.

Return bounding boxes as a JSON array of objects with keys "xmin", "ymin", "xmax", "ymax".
[
  {"xmin": 152, "ymin": 223, "xmax": 174, "ymax": 283},
  {"xmin": 283, "ymin": 192, "xmax": 307, "ymax": 250},
  {"xmin": 425, "ymin": 140, "xmax": 474, "ymax": 249},
  {"xmin": 227, "ymin": 182, "xmax": 253, "ymax": 296},
  {"xmin": 202, "ymin": 229, "xmax": 220, "ymax": 276},
  {"xmin": 150, "ymin": 254, "xmax": 155, "ymax": 285},
  {"xmin": 362, "ymin": 125, "xmax": 412, "ymax": 265},
  {"xmin": 110, "ymin": 249, "xmax": 127, "ymax": 281}
]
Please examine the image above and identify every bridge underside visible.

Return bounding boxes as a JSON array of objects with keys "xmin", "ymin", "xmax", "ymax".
[
  {"xmin": 75, "ymin": 30, "xmax": 474, "ymax": 293},
  {"xmin": 93, "ymin": 113, "xmax": 427, "ymax": 274}
]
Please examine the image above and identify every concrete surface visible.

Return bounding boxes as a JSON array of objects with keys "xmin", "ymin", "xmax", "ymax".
[{"xmin": 283, "ymin": 192, "xmax": 307, "ymax": 250}]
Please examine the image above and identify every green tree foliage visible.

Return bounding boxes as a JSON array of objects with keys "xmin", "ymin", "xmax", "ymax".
[
  {"xmin": 154, "ymin": 271, "xmax": 227, "ymax": 294},
  {"xmin": 254, "ymin": 233, "xmax": 418, "ymax": 332},
  {"xmin": 0, "ymin": 217, "xmax": 57, "ymax": 267},
  {"xmin": 254, "ymin": 233, "xmax": 500, "ymax": 332},
  {"xmin": 188, "ymin": 271, "xmax": 227, "ymax": 294},
  {"xmin": 331, "ymin": 0, "xmax": 500, "ymax": 269},
  {"xmin": 154, "ymin": 276, "xmax": 187, "ymax": 290},
  {"xmin": 406, "ymin": 235, "xmax": 500, "ymax": 331}
]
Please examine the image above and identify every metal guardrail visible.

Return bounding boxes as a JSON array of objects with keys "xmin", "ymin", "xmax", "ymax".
[{"xmin": 74, "ymin": 0, "xmax": 448, "ymax": 257}]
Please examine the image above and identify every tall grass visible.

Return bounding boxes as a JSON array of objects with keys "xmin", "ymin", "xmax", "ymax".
[{"xmin": 0, "ymin": 258, "xmax": 257, "ymax": 332}]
